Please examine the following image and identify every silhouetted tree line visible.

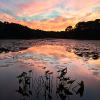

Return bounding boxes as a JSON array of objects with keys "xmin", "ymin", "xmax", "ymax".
[
  {"xmin": 65, "ymin": 19, "xmax": 100, "ymax": 39},
  {"xmin": 0, "ymin": 19, "xmax": 100, "ymax": 39}
]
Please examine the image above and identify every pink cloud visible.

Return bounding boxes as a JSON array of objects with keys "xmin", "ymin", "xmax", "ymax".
[
  {"xmin": 66, "ymin": 0, "xmax": 99, "ymax": 9},
  {"xmin": 17, "ymin": 0, "xmax": 61, "ymax": 16},
  {"xmin": 0, "ymin": 0, "xmax": 100, "ymax": 31},
  {"xmin": 0, "ymin": 13, "xmax": 16, "ymax": 22}
]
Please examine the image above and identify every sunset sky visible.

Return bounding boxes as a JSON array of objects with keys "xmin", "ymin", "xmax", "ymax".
[{"xmin": 0, "ymin": 0, "xmax": 100, "ymax": 31}]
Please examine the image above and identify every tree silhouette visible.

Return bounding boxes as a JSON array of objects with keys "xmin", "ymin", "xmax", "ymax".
[
  {"xmin": 0, "ymin": 19, "xmax": 100, "ymax": 39},
  {"xmin": 65, "ymin": 26, "xmax": 73, "ymax": 32}
]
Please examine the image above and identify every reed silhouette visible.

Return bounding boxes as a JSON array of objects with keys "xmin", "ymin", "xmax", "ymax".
[
  {"xmin": 56, "ymin": 67, "xmax": 85, "ymax": 100},
  {"xmin": 16, "ymin": 70, "xmax": 33, "ymax": 100},
  {"xmin": 16, "ymin": 67, "xmax": 85, "ymax": 100}
]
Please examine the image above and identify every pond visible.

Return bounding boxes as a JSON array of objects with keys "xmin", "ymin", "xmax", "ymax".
[{"xmin": 0, "ymin": 39, "xmax": 100, "ymax": 100}]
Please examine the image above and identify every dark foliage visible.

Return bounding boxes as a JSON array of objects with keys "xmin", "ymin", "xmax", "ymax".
[{"xmin": 0, "ymin": 19, "xmax": 100, "ymax": 39}]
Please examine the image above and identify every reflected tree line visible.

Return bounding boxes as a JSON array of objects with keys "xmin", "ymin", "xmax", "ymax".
[
  {"xmin": 0, "ymin": 47, "xmax": 99, "ymax": 61},
  {"xmin": 73, "ymin": 48, "xmax": 99, "ymax": 60},
  {"xmin": 16, "ymin": 67, "xmax": 84, "ymax": 100},
  {"xmin": 66, "ymin": 47, "xmax": 100, "ymax": 60},
  {"xmin": 0, "ymin": 47, "xmax": 28, "ymax": 53}
]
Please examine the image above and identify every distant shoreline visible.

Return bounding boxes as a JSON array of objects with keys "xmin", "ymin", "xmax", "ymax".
[
  {"xmin": 0, "ymin": 19, "xmax": 100, "ymax": 40},
  {"xmin": 0, "ymin": 38, "xmax": 100, "ymax": 40}
]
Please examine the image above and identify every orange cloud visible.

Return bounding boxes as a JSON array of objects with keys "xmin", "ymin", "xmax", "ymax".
[{"xmin": 0, "ymin": 0, "xmax": 100, "ymax": 31}]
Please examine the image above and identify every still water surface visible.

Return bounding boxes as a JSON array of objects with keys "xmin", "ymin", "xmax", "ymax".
[{"xmin": 0, "ymin": 39, "xmax": 100, "ymax": 100}]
